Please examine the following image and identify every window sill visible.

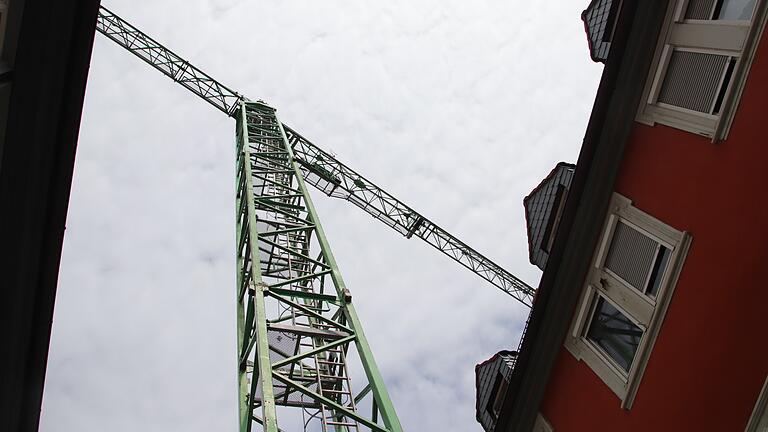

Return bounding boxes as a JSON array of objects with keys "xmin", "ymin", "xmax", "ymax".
[{"xmin": 636, "ymin": 105, "xmax": 717, "ymax": 139}]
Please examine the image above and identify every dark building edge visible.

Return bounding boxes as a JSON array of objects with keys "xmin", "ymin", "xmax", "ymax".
[
  {"xmin": 0, "ymin": 1, "xmax": 100, "ymax": 431},
  {"xmin": 496, "ymin": 1, "xmax": 669, "ymax": 431}
]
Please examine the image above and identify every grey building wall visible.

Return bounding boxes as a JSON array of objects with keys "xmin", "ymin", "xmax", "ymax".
[{"xmin": 524, "ymin": 163, "xmax": 575, "ymax": 271}]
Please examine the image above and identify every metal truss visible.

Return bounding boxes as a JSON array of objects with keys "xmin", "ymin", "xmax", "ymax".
[
  {"xmin": 236, "ymin": 101, "xmax": 402, "ymax": 432},
  {"xmin": 284, "ymin": 126, "xmax": 534, "ymax": 306},
  {"xmin": 95, "ymin": 5, "xmax": 535, "ymax": 306},
  {"xmin": 96, "ymin": 6, "xmax": 241, "ymax": 116}
]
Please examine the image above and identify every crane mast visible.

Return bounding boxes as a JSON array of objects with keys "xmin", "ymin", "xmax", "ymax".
[
  {"xmin": 235, "ymin": 101, "xmax": 400, "ymax": 431},
  {"xmin": 95, "ymin": 5, "xmax": 536, "ymax": 431}
]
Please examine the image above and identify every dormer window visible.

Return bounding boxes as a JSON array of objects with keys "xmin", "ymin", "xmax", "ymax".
[
  {"xmin": 540, "ymin": 185, "xmax": 568, "ymax": 254},
  {"xmin": 475, "ymin": 351, "xmax": 517, "ymax": 431},
  {"xmin": 524, "ymin": 163, "xmax": 575, "ymax": 271},
  {"xmin": 487, "ymin": 372, "xmax": 510, "ymax": 419}
]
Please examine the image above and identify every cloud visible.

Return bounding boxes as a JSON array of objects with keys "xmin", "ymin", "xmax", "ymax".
[{"xmin": 41, "ymin": 1, "xmax": 602, "ymax": 431}]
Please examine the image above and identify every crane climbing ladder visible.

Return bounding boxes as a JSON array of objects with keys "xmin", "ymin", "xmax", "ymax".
[{"xmin": 95, "ymin": 6, "xmax": 536, "ymax": 432}]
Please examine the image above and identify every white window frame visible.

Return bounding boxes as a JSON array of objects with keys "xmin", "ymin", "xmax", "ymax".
[
  {"xmin": 636, "ymin": 0, "xmax": 768, "ymax": 141},
  {"xmin": 564, "ymin": 193, "xmax": 692, "ymax": 409},
  {"xmin": 746, "ymin": 376, "xmax": 768, "ymax": 432}
]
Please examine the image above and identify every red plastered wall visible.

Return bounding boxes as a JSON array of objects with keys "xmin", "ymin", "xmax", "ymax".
[{"xmin": 537, "ymin": 28, "xmax": 768, "ymax": 432}]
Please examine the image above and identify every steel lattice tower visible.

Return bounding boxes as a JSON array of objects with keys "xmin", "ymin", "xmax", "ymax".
[{"xmin": 235, "ymin": 102, "xmax": 401, "ymax": 431}]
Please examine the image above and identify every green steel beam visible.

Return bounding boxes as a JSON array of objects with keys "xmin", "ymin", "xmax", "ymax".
[
  {"xmin": 272, "ymin": 335, "xmax": 356, "ymax": 370},
  {"xmin": 267, "ymin": 287, "xmax": 339, "ymax": 304},
  {"xmin": 240, "ymin": 105, "xmax": 279, "ymax": 432},
  {"xmin": 235, "ymin": 130, "xmax": 251, "ymax": 432}
]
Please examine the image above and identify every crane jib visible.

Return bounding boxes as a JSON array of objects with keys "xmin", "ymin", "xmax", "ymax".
[{"xmin": 94, "ymin": 5, "xmax": 535, "ymax": 307}]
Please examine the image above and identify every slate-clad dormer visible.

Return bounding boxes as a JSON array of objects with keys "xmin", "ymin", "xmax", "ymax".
[
  {"xmin": 582, "ymin": 0, "xmax": 623, "ymax": 63},
  {"xmin": 523, "ymin": 163, "xmax": 575, "ymax": 271},
  {"xmin": 475, "ymin": 351, "xmax": 518, "ymax": 432}
]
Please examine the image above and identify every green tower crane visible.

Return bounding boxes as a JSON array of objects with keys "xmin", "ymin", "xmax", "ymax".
[{"xmin": 95, "ymin": 6, "xmax": 535, "ymax": 432}]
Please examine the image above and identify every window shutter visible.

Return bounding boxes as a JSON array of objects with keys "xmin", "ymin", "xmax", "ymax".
[
  {"xmin": 685, "ymin": 0, "xmax": 758, "ymax": 20},
  {"xmin": 684, "ymin": 0, "xmax": 717, "ymax": 19},
  {"xmin": 657, "ymin": 50, "xmax": 730, "ymax": 113},
  {"xmin": 603, "ymin": 221, "xmax": 659, "ymax": 290}
]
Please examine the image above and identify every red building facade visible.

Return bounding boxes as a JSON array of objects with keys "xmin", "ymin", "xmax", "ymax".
[
  {"xmin": 486, "ymin": 1, "xmax": 768, "ymax": 431},
  {"xmin": 541, "ymin": 26, "xmax": 768, "ymax": 430}
]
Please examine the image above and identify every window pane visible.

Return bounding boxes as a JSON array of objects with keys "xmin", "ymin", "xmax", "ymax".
[
  {"xmin": 604, "ymin": 221, "xmax": 659, "ymax": 291},
  {"xmin": 712, "ymin": 58, "xmax": 738, "ymax": 115},
  {"xmin": 684, "ymin": 0, "xmax": 756, "ymax": 20},
  {"xmin": 717, "ymin": 0, "xmax": 756, "ymax": 20},
  {"xmin": 486, "ymin": 372, "xmax": 508, "ymax": 419},
  {"xmin": 586, "ymin": 296, "xmax": 644, "ymax": 372},
  {"xmin": 646, "ymin": 246, "xmax": 671, "ymax": 297},
  {"xmin": 541, "ymin": 185, "xmax": 567, "ymax": 253},
  {"xmin": 492, "ymin": 376, "xmax": 509, "ymax": 416}
]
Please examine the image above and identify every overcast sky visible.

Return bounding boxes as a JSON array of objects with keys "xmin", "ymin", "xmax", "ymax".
[{"xmin": 40, "ymin": 1, "xmax": 602, "ymax": 431}]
